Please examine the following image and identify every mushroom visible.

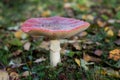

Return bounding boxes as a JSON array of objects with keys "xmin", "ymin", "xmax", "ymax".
[{"xmin": 21, "ymin": 16, "xmax": 90, "ymax": 67}]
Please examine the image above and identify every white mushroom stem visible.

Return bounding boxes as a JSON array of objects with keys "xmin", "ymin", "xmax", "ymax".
[{"xmin": 50, "ymin": 40, "xmax": 61, "ymax": 66}]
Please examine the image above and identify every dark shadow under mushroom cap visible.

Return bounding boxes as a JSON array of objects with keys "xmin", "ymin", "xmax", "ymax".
[{"xmin": 21, "ymin": 16, "xmax": 90, "ymax": 39}]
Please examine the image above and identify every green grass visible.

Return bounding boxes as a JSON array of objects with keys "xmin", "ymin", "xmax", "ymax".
[{"xmin": 0, "ymin": 0, "xmax": 120, "ymax": 80}]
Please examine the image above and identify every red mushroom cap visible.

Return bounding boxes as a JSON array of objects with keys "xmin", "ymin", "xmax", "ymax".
[{"xmin": 21, "ymin": 16, "xmax": 90, "ymax": 39}]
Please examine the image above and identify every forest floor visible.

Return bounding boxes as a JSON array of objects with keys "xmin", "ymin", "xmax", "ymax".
[{"xmin": 0, "ymin": 0, "xmax": 120, "ymax": 80}]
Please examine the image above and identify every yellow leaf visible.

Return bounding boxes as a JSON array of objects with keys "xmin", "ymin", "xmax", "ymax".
[
  {"xmin": 104, "ymin": 27, "xmax": 110, "ymax": 31},
  {"xmin": 14, "ymin": 30, "xmax": 22, "ymax": 39},
  {"xmin": 14, "ymin": 30, "xmax": 28, "ymax": 39},
  {"xmin": 104, "ymin": 27, "xmax": 114, "ymax": 37},
  {"xmin": 74, "ymin": 58, "xmax": 80, "ymax": 66},
  {"xmin": 109, "ymin": 49, "xmax": 120, "ymax": 61},
  {"xmin": 100, "ymin": 69, "xmax": 107, "ymax": 75},
  {"xmin": 77, "ymin": 4, "xmax": 88, "ymax": 11},
  {"xmin": 107, "ymin": 29, "xmax": 114, "ymax": 37},
  {"xmin": 41, "ymin": 10, "xmax": 51, "ymax": 17},
  {"xmin": 82, "ymin": 15, "xmax": 94, "ymax": 21},
  {"xmin": 105, "ymin": 38, "xmax": 110, "ymax": 42}
]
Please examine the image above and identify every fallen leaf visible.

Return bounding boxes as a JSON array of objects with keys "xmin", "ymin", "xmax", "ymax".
[
  {"xmin": 12, "ymin": 50, "xmax": 22, "ymax": 57},
  {"xmin": 9, "ymin": 72, "xmax": 19, "ymax": 80},
  {"xmin": 108, "ymin": 19, "xmax": 115, "ymax": 24},
  {"xmin": 22, "ymin": 71, "xmax": 32, "ymax": 77},
  {"xmin": 87, "ymin": 15, "xmax": 94, "ymax": 20},
  {"xmin": 9, "ymin": 57, "xmax": 22, "ymax": 66},
  {"xmin": 107, "ymin": 69, "xmax": 120, "ymax": 78},
  {"xmin": 108, "ymin": 49, "xmax": 120, "ymax": 61},
  {"xmin": 64, "ymin": 2, "xmax": 72, "ymax": 9},
  {"xmin": 80, "ymin": 59, "xmax": 94, "ymax": 70},
  {"xmin": 97, "ymin": 20, "xmax": 106, "ymax": 27},
  {"xmin": 82, "ymin": 15, "xmax": 94, "ymax": 21},
  {"xmin": 83, "ymin": 53, "xmax": 91, "ymax": 62},
  {"xmin": 100, "ymin": 68, "xmax": 120, "ymax": 78},
  {"xmin": 8, "ymin": 49, "xmax": 21, "ymax": 58},
  {"xmin": 39, "ymin": 41, "xmax": 50, "ymax": 50},
  {"xmin": 23, "ymin": 42, "xmax": 31, "ymax": 51},
  {"xmin": 105, "ymin": 38, "xmax": 110, "ymax": 43},
  {"xmin": 95, "ymin": 42, "xmax": 102, "ymax": 46},
  {"xmin": 83, "ymin": 53, "xmax": 101, "ymax": 62},
  {"xmin": 99, "ymin": 69, "xmax": 107, "ymax": 75},
  {"xmin": 41, "ymin": 10, "xmax": 51, "ymax": 17},
  {"xmin": 14, "ymin": 30, "xmax": 28, "ymax": 39},
  {"xmin": 78, "ymin": 31, "xmax": 88, "ymax": 37},
  {"xmin": 94, "ymin": 49, "xmax": 103, "ymax": 56},
  {"xmin": 72, "ymin": 42, "xmax": 81, "ymax": 50},
  {"xmin": 60, "ymin": 43, "xmax": 68, "ymax": 54},
  {"xmin": 118, "ymin": 30, "xmax": 120, "ymax": 37},
  {"xmin": 114, "ymin": 39, "xmax": 120, "ymax": 45},
  {"xmin": 6, "ymin": 67, "xmax": 15, "ymax": 73},
  {"xmin": 104, "ymin": 27, "xmax": 114, "ymax": 37},
  {"xmin": 37, "ymin": 5, "xmax": 43, "ymax": 11},
  {"xmin": 8, "ymin": 26, "xmax": 19, "ymax": 30},
  {"xmin": 34, "ymin": 57, "xmax": 46, "ymax": 63},
  {"xmin": 0, "ymin": 70, "xmax": 9, "ymax": 80},
  {"xmin": 104, "ymin": 27, "xmax": 110, "ymax": 31},
  {"xmin": 107, "ymin": 29, "xmax": 114, "ymax": 37},
  {"xmin": 74, "ymin": 58, "xmax": 80, "ymax": 67},
  {"xmin": 77, "ymin": 4, "xmax": 88, "ymax": 11},
  {"xmin": 84, "ymin": 39, "xmax": 93, "ymax": 44}
]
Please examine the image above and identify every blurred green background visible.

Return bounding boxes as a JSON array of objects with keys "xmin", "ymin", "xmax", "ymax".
[
  {"xmin": 0, "ymin": 0, "xmax": 120, "ymax": 80},
  {"xmin": 0, "ymin": 0, "xmax": 120, "ymax": 28}
]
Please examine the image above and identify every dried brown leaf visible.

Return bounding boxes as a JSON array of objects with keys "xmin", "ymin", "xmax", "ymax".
[
  {"xmin": 78, "ymin": 31, "xmax": 88, "ymax": 37},
  {"xmin": 12, "ymin": 50, "xmax": 22, "ymax": 57},
  {"xmin": 83, "ymin": 53, "xmax": 101, "ymax": 62},
  {"xmin": 34, "ymin": 57, "xmax": 46, "ymax": 63},
  {"xmin": 94, "ymin": 49, "xmax": 103, "ymax": 56},
  {"xmin": 23, "ymin": 42, "xmax": 31, "ymax": 51},
  {"xmin": 22, "ymin": 71, "xmax": 32, "ymax": 77},
  {"xmin": 9, "ymin": 72, "xmax": 19, "ymax": 80},
  {"xmin": 114, "ymin": 39, "xmax": 120, "ymax": 45},
  {"xmin": 97, "ymin": 20, "xmax": 106, "ymax": 27},
  {"xmin": 82, "ymin": 15, "xmax": 94, "ymax": 21},
  {"xmin": 39, "ymin": 41, "xmax": 50, "ymax": 50},
  {"xmin": 0, "ymin": 70, "xmax": 9, "ymax": 80},
  {"xmin": 118, "ymin": 30, "xmax": 120, "ymax": 37},
  {"xmin": 72, "ymin": 42, "xmax": 81, "ymax": 50}
]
